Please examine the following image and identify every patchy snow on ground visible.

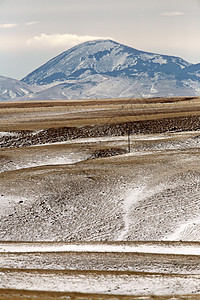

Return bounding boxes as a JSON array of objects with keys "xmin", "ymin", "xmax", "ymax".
[
  {"xmin": 25, "ymin": 130, "xmax": 200, "ymax": 149},
  {"xmin": 0, "ymin": 269, "xmax": 200, "ymax": 295},
  {"xmin": 0, "ymin": 151, "xmax": 90, "ymax": 174},
  {"xmin": 0, "ymin": 195, "xmax": 29, "ymax": 217},
  {"xmin": 12, "ymin": 155, "xmax": 86, "ymax": 169},
  {"xmin": 0, "ymin": 242, "xmax": 200, "ymax": 256},
  {"xmin": 117, "ymin": 182, "xmax": 177, "ymax": 240},
  {"xmin": 0, "ymin": 131, "xmax": 18, "ymax": 138},
  {"xmin": 165, "ymin": 217, "xmax": 200, "ymax": 241}
]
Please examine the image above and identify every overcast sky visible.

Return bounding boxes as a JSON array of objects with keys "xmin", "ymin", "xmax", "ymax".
[{"xmin": 1, "ymin": 0, "xmax": 200, "ymax": 79}]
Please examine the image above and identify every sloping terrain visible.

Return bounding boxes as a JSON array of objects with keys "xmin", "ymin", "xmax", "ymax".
[
  {"xmin": 19, "ymin": 40, "xmax": 200, "ymax": 100},
  {"xmin": 1, "ymin": 40, "xmax": 200, "ymax": 102},
  {"xmin": 0, "ymin": 75, "xmax": 42, "ymax": 101},
  {"xmin": 1, "ymin": 96, "xmax": 200, "ymax": 241},
  {"xmin": 0, "ymin": 97, "xmax": 200, "ymax": 298}
]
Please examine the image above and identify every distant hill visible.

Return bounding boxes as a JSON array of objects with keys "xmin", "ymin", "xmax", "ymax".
[{"xmin": 0, "ymin": 75, "xmax": 42, "ymax": 101}]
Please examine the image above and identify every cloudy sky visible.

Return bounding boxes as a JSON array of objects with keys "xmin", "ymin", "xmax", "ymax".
[{"xmin": 1, "ymin": 0, "xmax": 200, "ymax": 79}]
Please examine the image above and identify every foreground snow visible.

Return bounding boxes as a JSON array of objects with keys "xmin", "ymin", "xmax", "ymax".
[
  {"xmin": 0, "ymin": 241, "xmax": 200, "ymax": 296},
  {"xmin": 0, "ymin": 268, "xmax": 200, "ymax": 296},
  {"xmin": 0, "ymin": 242, "xmax": 200, "ymax": 255}
]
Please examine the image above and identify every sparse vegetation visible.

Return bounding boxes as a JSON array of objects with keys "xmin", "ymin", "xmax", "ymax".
[{"xmin": 1, "ymin": 96, "xmax": 200, "ymax": 297}]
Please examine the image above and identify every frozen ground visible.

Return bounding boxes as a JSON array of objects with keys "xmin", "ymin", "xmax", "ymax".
[
  {"xmin": 0, "ymin": 241, "xmax": 200, "ymax": 296},
  {"xmin": 1, "ymin": 268, "xmax": 200, "ymax": 296},
  {"xmin": 1, "ymin": 241, "xmax": 200, "ymax": 255},
  {"xmin": 1, "ymin": 129, "xmax": 200, "ymax": 241},
  {"xmin": 1, "ymin": 99, "xmax": 200, "ymax": 298}
]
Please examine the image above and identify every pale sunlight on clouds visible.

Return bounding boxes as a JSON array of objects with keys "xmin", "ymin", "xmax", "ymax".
[
  {"xmin": 27, "ymin": 33, "xmax": 111, "ymax": 48},
  {"xmin": 0, "ymin": 23, "xmax": 17, "ymax": 29},
  {"xmin": 25, "ymin": 21, "xmax": 39, "ymax": 26},
  {"xmin": 161, "ymin": 11, "xmax": 186, "ymax": 16}
]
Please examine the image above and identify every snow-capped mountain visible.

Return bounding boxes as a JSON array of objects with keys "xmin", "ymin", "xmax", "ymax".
[
  {"xmin": 0, "ymin": 75, "xmax": 42, "ymax": 101},
  {"xmin": 22, "ymin": 39, "xmax": 191, "ymax": 86},
  {"xmin": 1, "ymin": 39, "xmax": 200, "ymax": 101}
]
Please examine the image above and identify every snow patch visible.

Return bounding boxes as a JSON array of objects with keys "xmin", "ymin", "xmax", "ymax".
[
  {"xmin": 1, "ymin": 242, "xmax": 200, "ymax": 255},
  {"xmin": 0, "ymin": 195, "xmax": 28, "ymax": 217},
  {"xmin": 165, "ymin": 217, "xmax": 200, "ymax": 241},
  {"xmin": 1, "ymin": 153, "xmax": 90, "ymax": 173},
  {"xmin": 118, "ymin": 183, "xmax": 170, "ymax": 240},
  {"xmin": 0, "ymin": 131, "xmax": 18, "ymax": 138},
  {"xmin": 140, "ymin": 53, "xmax": 156, "ymax": 61},
  {"xmin": 152, "ymin": 57, "xmax": 167, "ymax": 65},
  {"xmin": 150, "ymin": 84, "xmax": 158, "ymax": 94}
]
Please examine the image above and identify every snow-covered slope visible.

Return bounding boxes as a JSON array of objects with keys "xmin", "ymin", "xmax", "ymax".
[
  {"xmin": 177, "ymin": 63, "xmax": 200, "ymax": 95},
  {"xmin": 22, "ymin": 40, "xmax": 191, "ymax": 85},
  {"xmin": 19, "ymin": 75, "xmax": 196, "ymax": 101},
  {"xmin": 179, "ymin": 63, "xmax": 200, "ymax": 81},
  {"xmin": 20, "ymin": 39, "xmax": 200, "ymax": 100},
  {"xmin": 2, "ymin": 40, "xmax": 200, "ymax": 101},
  {"xmin": 0, "ymin": 75, "xmax": 42, "ymax": 101}
]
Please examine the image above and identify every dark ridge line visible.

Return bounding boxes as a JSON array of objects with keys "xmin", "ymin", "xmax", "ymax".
[
  {"xmin": 1, "ymin": 240, "xmax": 200, "ymax": 245},
  {"xmin": 0, "ymin": 267, "xmax": 200, "ymax": 277},
  {"xmin": 0, "ymin": 288, "xmax": 199, "ymax": 300}
]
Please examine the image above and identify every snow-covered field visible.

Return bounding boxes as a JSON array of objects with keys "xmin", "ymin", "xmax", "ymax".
[
  {"xmin": 1, "ymin": 268, "xmax": 200, "ymax": 296},
  {"xmin": 0, "ymin": 241, "xmax": 200, "ymax": 296},
  {"xmin": 1, "ymin": 98, "xmax": 200, "ymax": 298},
  {"xmin": 1, "ymin": 126, "xmax": 200, "ymax": 242},
  {"xmin": 1, "ymin": 241, "xmax": 200, "ymax": 255}
]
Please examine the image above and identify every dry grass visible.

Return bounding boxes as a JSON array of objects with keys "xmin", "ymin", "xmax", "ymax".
[
  {"xmin": 0, "ymin": 96, "xmax": 200, "ymax": 131},
  {"xmin": 0, "ymin": 289, "xmax": 199, "ymax": 300}
]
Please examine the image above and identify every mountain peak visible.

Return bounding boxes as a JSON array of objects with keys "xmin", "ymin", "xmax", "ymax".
[
  {"xmin": 23, "ymin": 39, "xmax": 188, "ymax": 86},
  {"xmin": 15, "ymin": 39, "xmax": 199, "ymax": 101},
  {"xmin": 21, "ymin": 39, "xmax": 122, "ymax": 85}
]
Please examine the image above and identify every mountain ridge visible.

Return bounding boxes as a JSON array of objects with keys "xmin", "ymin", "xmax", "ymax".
[
  {"xmin": 0, "ymin": 75, "xmax": 42, "ymax": 102},
  {"xmin": 21, "ymin": 39, "xmax": 191, "ymax": 85},
  {"xmin": 1, "ymin": 39, "xmax": 200, "ymax": 101}
]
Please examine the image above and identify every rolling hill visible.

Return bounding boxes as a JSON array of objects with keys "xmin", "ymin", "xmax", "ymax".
[
  {"xmin": 1, "ymin": 97, "xmax": 200, "ymax": 297},
  {"xmin": 0, "ymin": 75, "xmax": 42, "ymax": 101}
]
